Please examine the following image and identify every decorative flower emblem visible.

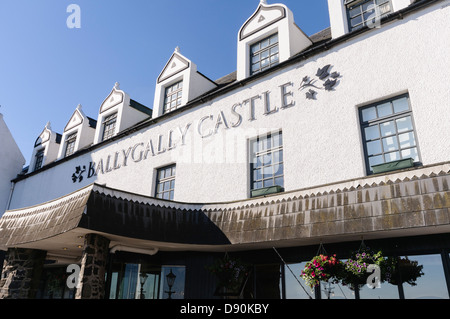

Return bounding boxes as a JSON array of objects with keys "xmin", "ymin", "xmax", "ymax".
[
  {"xmin": 72, "ymin": 165, "xmax": 86, "ymax": 183},
  {"xmin": 299, "ymin": 65, "xmax": 341, "ymax": 99}
]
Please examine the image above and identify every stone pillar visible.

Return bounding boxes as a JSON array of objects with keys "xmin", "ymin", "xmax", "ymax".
[
  {"xmin": 76, "ymin": 234, "xmax": 110, "ymax": 299},
  {"xmin": 0, "ymin": 248, "xmax": 47, "ymax": 299}
]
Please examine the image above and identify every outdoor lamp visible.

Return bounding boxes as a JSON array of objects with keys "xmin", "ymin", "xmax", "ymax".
[{"xmin": 165, "ymin": 269, "xmax": 177, "ymax": 299}]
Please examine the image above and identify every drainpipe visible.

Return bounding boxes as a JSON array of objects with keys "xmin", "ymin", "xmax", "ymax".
[
  {"xmin": 5, "ymin": 181, "xmax": 15, "ymax": 212},
  {"xmin": 109, "ymin": 245, "xmax": 159, "ymax": 256}
]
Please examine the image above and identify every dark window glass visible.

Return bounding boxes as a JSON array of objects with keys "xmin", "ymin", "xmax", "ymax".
[
  {"xmin": 102, "ymin": 113, "xmax": 117, "ymax": 141},
  {"xmin": 34, "ymin": 149, "xmax": 45, "ymax": 171},
  {"xmin": 64, "ymin": 133, "xmax": 77, "ymax": 157}
]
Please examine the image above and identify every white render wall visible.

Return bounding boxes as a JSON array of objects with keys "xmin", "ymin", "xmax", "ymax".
[
  {"xmin": 0, "ymin": 114, "xmax": 25, "ymax": 214},
  {"xmin": 9, "ymin": 2, "xmax": 450, "ymax": 209}
]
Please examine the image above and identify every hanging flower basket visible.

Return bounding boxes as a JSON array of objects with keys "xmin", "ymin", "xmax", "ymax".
[
  {"xmin": 384, "ymin": 257, "xmax": 424, "ymax": 286},
  {"xmin": 340, "ymin": 249, "xmax": 387, "ymax": 288},
  {"xmin": 207, "ymin": 254, "xmax": 250, "ymax": 297},
  {"xmin": 301, "ymin": 254, "xmax": 342, "ymax": 289}
]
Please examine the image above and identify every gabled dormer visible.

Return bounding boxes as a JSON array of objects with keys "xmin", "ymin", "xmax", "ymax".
[
  {"xmin": 237, "ymin": 0, "xmax": 313, "ymax": 81},
  {"xmin": 328, "ymin": 0, "xmax": 414, "ymax": 39},
  {"xmin": 29, "ymin": 122, "xmax": 61, "ymax": 172},
  {"xmin": 57, "ymin": 104, "xmax": 97, "ymax": 159},
  {"xmin": 153, "ymin": 47, "xmax": 217, "ymax": 118},
  {"xmin": 94, "ymin": 82, "xmax": 152, "ymax": 144}
]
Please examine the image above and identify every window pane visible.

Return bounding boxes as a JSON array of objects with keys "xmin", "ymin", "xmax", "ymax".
[
  {"xmin": 402, "ymin": 254, "xmax": 448, "ymax": 299},
  {"xmin": 385, "ymin": 151, "xmax": 400, "ymax": 162},
  {"xmin": 362, "ymin": 107, "xmax": 377, "ymax": 122},
  {"xmin": 380, "ymin": 121, "xmax": 396, "ymax": 137},
  {"xmin": 398, "ymin": 132, "xmax": 416, "ymax": 149},
  {"xmin": 362, "ymin": 1, "xmax": 374, "ymax": 12},
  {"xmin": 382, "ymin": 136, "xmax": 399, "ymax": 152},
  {"xmin": 251, "ymin": 43, "xmax": 260, "ymax": 54},
  {"xmin": 274, "ymin": 176, "xmax": 284, "ymax": 188},
  {"xmin": 396, "ymin": 116, "xmax": 413, "ymax": 133},
  {"xmin": 263, "ymin": 166, "xmax": 273, "ymax": 176},
  {"xmin": 261, "ymin": 58, "xmax": 270, "ymax": 68},
  {"xmin": 253, "ymin": 181, "xmax": 263, "ymax": 190},
  {"xmin": 272, "ymin": 132, "xmax": 282, "ymax": 148},
  {"xmin": 401, "ymin": 148, "xmax": 419, "ymax": 161},
  {"xmin": 369, "ymin": 155, "xmax": 384, "ymax": 168},
  {"xmin": 274, "ymin": 163, "xmax": 283, "ymax": 177},
  {"xmin": 377, "ymin": 102, "xmax": 393, "ymax": 117},
  {"xmin": 264, "ymin": 179, "xmax": 274, "ymax": 187},
  {"xmin": 364, "ymin": 126, "xmax": 380, "ymax": 140},
  {"xmin": 367, "ymin": 140, "xmax": 382, "ymax": 155},
  {"xmin": 270, "ymin": 33, "xmax": 278, "ymax": 44},
  {"xmin": 274, "ymin": 150, "xmax": 283, "ymax": 163},
  {"xmin": 349, "ymin": 7, "xmax": 361, "ymax": 18},
  {"xmin": 270, "ymin": 46, "xmax": 279, "ymax": 55},
  {"xmin": 256, "ymin": 156, "xmax": 263, "ymax": 168},
  {"xmin": 263, "ymin": 153, "xmax": 272, "ymax": 165},
  {"xmin": 254, "ymin": 169, "xmax": 262, "ymax": 181},
  {"xmin": 270, "ymin": 54, "xmax": 279, "ymax": 64},
  {"xmin": 261, "ymin": 38, "xmax": 270, "ymax": 49},
  {"xmin": 393, "ymin": 97, "xmax": 409, "ymax": 113},
  {"xmin": 351, "ymin": 15, "xmax": 363, "ymax": 27}
]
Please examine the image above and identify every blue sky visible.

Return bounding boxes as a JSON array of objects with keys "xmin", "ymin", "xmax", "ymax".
[{"xmin": 0, "ymin": 0, "xmax": 330, "ymax": 166}]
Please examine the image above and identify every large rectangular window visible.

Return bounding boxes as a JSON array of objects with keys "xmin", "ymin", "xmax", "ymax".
[
  {"xmin": 360, "ymin": 94, "xmax": 420, "ymax": 174},
  {"xmin": 250, "ymin": 131, "xmax": 284, "ymax": 194},
  {"xmin": 64, "ymin": 132, "xmax": 77, "ymax": 157},
  {"xmin": 163, "ymin": 81, "xmax": 183, "ymax": 114},
  {"xmin": 155, "ymin": 165, "xmax": 176, "ymax": 200},
  {"xmin": 250, "ymin": 33, "xmax": 279, "ymax": 76},
  {"xmin": 102, "ymin": 113, "xmax": 117, "ymax": 141},
  {"xmin": 346, "ymin": 0, "xmax": 392, "ymax": 31}
]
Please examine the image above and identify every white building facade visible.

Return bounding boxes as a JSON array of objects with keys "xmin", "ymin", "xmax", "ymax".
[{"xmin": 0, "ymin": 0, "xmax": 449, "ymax": 300}]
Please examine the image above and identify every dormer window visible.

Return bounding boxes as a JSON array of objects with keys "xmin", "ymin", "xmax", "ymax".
[
  {"xmin": 102, "ymin": 112, "xmax": 117, "ymax": 141},
  {"xmin": 64, "ymin": 133, "xmax": 77, "ymax": 157},
  {"xmin": 153, "ymin": 48, "xmax": 217, "ymax": 118},
  {"xmin": 346, "ymin": 0, "xmax": 392, "ymax": 31},
  {"xmin": 34, "ymin": 149, "xmax": 45, "ymax": 172},
  {"xmin": 250, "ymin": 33, "xmax": 279, "ymax": 76},
  {"xmin": 163, "ymin": 80, "xmax": 183, "ymax": 114},
  {"xmin": 237, "ymin": 1, "xmax": 312, "ymax": 81},
  {"xmin": 94, "ymin": 83, "xmax": 151, "ymax": 145}
]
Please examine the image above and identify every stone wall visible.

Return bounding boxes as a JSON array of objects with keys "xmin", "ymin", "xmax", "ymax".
[
  {"xmin": 75, "ymin": 234, "xmax": 110, "ymax": 299},
  {"xmin": 0, "ymin": 248, "xmax": 46, "ymax": 299}
]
